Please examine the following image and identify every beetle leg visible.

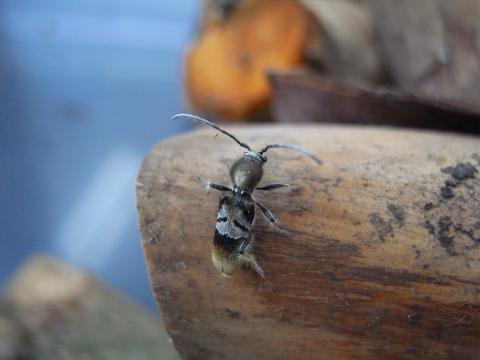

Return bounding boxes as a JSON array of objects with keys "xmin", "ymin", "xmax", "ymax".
[
  {"xmin": 238, "ymin": 238, "xmax": 251, "ymax": 254},
  {"xmin": 255, "ymin": 202, "xmax": 288, "ymax": 234},
  {"xmin": 197, "ymin": 176, "xmax": 232, "ymax": 193},
  {"xmin": 256, "ymin": 183, "xmax": 299, "ymax": 191},
  {"xmin": 208, "ymin": 183, "xmax": 233, "ymax": 192},
  {"xmin": 238, "ymin": 253, "xmax": 265, "ymax": 278}
]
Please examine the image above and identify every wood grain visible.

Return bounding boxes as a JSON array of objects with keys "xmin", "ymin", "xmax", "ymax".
[{"xmin": 137, "ymin": 125, "xmax": 480, "ymax": 359}]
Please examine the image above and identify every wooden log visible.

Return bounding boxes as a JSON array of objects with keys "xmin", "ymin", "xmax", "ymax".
[
  {"xmin": 137, "ymin": 125, "xmax": 480, "ymax": 359},
  {"xmin": 0, "ymin": 300, "xmax": 23, "ymax": 359},
  {"xmin": 3, "ymin": 255, "xmax": 180, "ymax": 359}
]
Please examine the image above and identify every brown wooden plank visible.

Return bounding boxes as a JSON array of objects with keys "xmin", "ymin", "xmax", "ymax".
[{"xmin": 270, "ymin": 71, "xmax": 480, "ymax": 134}]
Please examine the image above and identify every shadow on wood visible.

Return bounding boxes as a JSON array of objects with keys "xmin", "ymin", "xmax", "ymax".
[{"xmin": 137, "ymin": 125, "xmax": 480, "ymax": 359}]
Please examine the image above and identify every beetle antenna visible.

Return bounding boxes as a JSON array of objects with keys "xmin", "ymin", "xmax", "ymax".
[
  {"xmin": 172, "ymin": 113, "xmax": 251, "ymax": 151},
  {"xmin": 259, "ymin": 144, "xmax": 321, "ymax": 164}
]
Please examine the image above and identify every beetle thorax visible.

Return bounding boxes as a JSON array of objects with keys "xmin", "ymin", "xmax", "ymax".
[{"xmin": 230, "ymin": 153, "xmax": 265, "ymax": 192}]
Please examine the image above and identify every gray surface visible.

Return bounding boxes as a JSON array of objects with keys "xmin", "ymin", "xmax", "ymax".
[{"xmin": 0, "ymin": 0, "xmax": 198, "ymax": 308}]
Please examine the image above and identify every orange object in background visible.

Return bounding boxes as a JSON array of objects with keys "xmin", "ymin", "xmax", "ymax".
[{"xmin": 185, "ymin": 0, "xmax": 316, "ymax": 121}]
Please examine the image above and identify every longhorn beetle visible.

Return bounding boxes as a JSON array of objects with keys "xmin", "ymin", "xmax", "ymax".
[{"xmin": 173, "ymin": 114, "xmax": 321, "ymax": 278}]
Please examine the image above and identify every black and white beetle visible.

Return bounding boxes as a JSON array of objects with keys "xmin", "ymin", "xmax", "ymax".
[{"xmin": 173, "ymin": 114, "xmax": 321, "ymax": 278}]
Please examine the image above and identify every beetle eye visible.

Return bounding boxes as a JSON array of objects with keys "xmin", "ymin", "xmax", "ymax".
[{"xmin": 240, "ymin": 191, "xmax": 245, "ymax": 196}]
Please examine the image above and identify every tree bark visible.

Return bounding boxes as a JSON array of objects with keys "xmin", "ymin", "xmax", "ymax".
[{"xmin": 137, "ymin": 125, "xmax": 480, "ymax": 359}]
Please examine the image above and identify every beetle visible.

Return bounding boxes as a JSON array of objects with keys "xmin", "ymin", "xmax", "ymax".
[{"xmin": 173, "ymin": 113, "xmax": 320, "ymax": 277}]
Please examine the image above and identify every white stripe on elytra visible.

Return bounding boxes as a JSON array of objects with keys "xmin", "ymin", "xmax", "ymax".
[
  {"xmin": 216, "ymin": 221, "xmax": 247, "ymax": 239},
  {"xmin": 217, "ymin": 206, "xmax": 251, "ymax": 228},
  {"xmin": 216, "ymin": 206, "xmax": 251, "ymax": 239}
]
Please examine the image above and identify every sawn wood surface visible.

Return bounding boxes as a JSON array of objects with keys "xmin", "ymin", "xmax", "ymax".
[{"xmin": 137, "ymin": 125, "xmax": 480, "ymax": 359}]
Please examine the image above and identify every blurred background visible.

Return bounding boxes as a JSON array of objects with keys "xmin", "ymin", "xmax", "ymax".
[
  {"xmin": 2, "ymin": 0, "xmax": 480, "ymax": 310},
  {"xmin": 1, "ymin": 0, "xmax": 480, "ymax": 358},
  {"xmin": 1, "ymin": 0, "xmax": 199, "ymax": 309}
]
